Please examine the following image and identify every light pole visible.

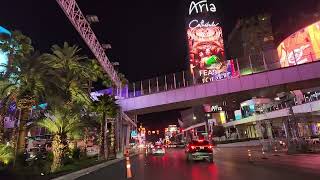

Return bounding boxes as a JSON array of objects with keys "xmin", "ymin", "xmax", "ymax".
[{"xmin": 86, "ymin": 15, "xmax": 99, "ymax": 24}]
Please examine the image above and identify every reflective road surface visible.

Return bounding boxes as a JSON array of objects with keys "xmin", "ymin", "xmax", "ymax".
[{"xmin": 78, "ymin": 148, "xmax": 320, "ymax": 180}]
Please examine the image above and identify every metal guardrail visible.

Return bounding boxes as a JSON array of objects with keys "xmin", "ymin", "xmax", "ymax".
[{"xmin": 125, "ymin": 50, "xmax": 320, "ymax": 99}]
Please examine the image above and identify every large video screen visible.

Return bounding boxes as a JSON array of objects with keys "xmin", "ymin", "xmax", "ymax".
[
  {"xmin": 185, "ymin": 0, "xmax": 237, "ymax": 83},
  {"xmin": 277, "ymin": 20, "xmax": 320, "ymax": 67}
]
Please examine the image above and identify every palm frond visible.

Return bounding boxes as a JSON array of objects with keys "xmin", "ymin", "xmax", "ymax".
[{"xmin": 0, "ymin": 144, "xmax": 14, "ymax": 164}]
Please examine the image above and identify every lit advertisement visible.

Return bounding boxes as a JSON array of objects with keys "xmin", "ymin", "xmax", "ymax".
[
  {"xmin": 277, "ymin": 20, "xmax": 320, "ymax": 67},
  {"xmin": 185, "ymin": 0, "xmax": 238, "ymax": 83}
]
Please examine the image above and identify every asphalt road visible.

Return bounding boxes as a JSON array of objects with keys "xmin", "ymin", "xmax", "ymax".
[{"xmin": 77, "ymin": 148, "xmax": 320, "ymax": 180}]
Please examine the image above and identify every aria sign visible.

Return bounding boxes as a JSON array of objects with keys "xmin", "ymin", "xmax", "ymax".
[
  {"xmin": 211, "ymin": 105, "xmax": 222, "ymax": 112},
  {"xmin": 189, "ymin": 0, "xmax": 217, "ymax": 15}
]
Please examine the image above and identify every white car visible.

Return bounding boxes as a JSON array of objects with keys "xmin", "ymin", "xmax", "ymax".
[{"xmin": 152, "ymin": 145, "xmax": 165, "ymax": 155}]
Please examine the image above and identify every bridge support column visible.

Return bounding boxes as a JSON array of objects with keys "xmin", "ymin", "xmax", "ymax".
[{"xmin": 265, "ymin": 120, "xmax": 273, "ymax": 139}]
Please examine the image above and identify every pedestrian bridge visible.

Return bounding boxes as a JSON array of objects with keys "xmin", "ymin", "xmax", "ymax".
[{"xmin": 119, "ymin": 61, "xmax": 320, "ymax": 114}]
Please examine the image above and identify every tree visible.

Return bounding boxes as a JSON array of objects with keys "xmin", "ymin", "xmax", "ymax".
[
  {"xmin": 212, "ymin": 126, "xmax": 225, "ymax": 141},
  {"xmin": 87, "ymin": 59, "xmax": 112, "ymax": 90},
  {"xmin": 0, "ymin": 97, "xmax": 9, "ymax": 143},
  {"xmin": 38, "ymin": 108, "xmax": 82, "ymax": 173},
  {"xmin": 0, "ymin": 30, "xmax": 34, "ymax": 63},
  {"xmin": 42, "ymin": 42, "xmax": 95, "ymax": 109},
  {"xmin": 0, "ymin": 30, "xmax": 34, "ymax": 144},
  {"xmin": 0, "ymin": 53, "xmax": 48, "ymax": 153},
  {"xmin": 92, "ymin": 95, "xmax": 119, "ymax": 160}
]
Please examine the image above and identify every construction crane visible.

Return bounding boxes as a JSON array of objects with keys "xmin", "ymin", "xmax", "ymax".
[
  {"xmin": 55, "ymin": 0, "xmax": 121, "ymax": 88},
  {"xmin": 56, "ymin": 0, "xmax": 136, "ymax": 128}
]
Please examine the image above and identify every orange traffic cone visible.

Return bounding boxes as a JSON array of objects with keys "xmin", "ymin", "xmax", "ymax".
[
  {"xmin": 261, "ymin": 148, "xmax": 267, "ymax": 159},
  {"xmin": 248, "ymin": 149, "xmax": 253, "ymax": 162},
  {"xmin": 126, "ymin": 156, "xmax": 132, "ymax": 178}
]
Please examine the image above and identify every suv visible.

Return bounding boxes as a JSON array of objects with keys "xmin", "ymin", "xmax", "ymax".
[{"xmin": 185, "ymin": 140, "xmax": 214, "ymax": 162}]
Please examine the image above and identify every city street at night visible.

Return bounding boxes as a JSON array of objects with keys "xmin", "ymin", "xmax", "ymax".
[
  {"xmin": 1, "ymin": 0, "xmax": 320, "ymax": 179},
  {"xmin": 78, "ymin": 148, "xmax": 320, "ymax": 180}
]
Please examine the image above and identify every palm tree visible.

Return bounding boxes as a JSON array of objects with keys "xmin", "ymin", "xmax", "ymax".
[
  {"xmin": 42, "ymin": 42, "xmax": 95, "ymax": 109},
  {"xmin": 87, "ymin": 59, "xmax": 112, "ymax": 90},
  {"xmin": 38, "ymin": 108, "xmax": 82, "ymax": 173},
  {"xmin": 0, "ymin": 30, "xmax": 34, "ymax": 61},
  {"xmin": 0, "ymin": 99, "xmax": 8, "ymax": 143},
  {"xmin": 0, "ymin": 53, "xmax": 48, "ymax": 153},
  {"xmin": 0, "ymin": 30, "xmax": 34, "ymax": 145},
  {"xmin": 92, "ymin": 95, "xmax": 119, "ymax": 160},
  {"xmin": 0, "ymin": 143, "xmax": 14, "ymax": 165}
]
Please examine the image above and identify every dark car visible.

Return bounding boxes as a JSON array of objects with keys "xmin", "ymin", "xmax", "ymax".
[{"xmin": 185, "ymin": 140, "xmax": 214, "ymax": 162}]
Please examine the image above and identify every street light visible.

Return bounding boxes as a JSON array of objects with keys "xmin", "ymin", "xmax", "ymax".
[
  {"xmin": 193, "ymin": 116, "xmax": 197, "ymax": 120},
  {"xmin": 86, "ymin": 15, "xmax": 99, "ymax": 23},
  {"xmin": 112, "ymin": 62, "xmax": 120, "ymax": 66},
  {"xmin": 102, "ymin": 43, "xmax": 112, "ymax": 50}
]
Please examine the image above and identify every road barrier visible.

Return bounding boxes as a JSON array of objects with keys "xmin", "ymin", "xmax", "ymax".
[
  {"xmin": 247, "ymin": 149, "xmax": 253, "ymax": 162},
  {"xmin": 261, "ymin": 148, "xmax": 268, "ymax": 159},
  {"xmin": 125, "ymin": 149, "xmax": 132, "ymax": 179}
]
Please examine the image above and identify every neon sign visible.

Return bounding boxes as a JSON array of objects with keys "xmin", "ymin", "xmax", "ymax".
[
  {"xmin": 211, "ymin": 105, "xmax": 222, "ymax": 112},
  {"xmin": 189, "ymin": 0, "xmax": 217, "ymax": 15},
  {"xmin": 188, "ymin": 19, "xmax": 219, "ymax": 29}
]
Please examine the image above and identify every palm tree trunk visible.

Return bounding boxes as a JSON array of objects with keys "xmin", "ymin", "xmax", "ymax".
[
  {"xmin": 0, "ymin": 114, "xmax": 4, "ymax": 143},
  {"xmin": 51, "ymin": 134, "xmax": 65, "ymax": 173},
  {"xmin": 104, "ymin": 118, "xmax": 108, "ymax": 160},
  {"xmin": 98, "ymin": 119, "xmax": 106, "ymax": 160},
  {"xmin": 17, "ymin": 108, "xmax": 29, "ymax": 153},
  {"xmin": 83, "ymin": 128, "xmax": 89, "ymax": 156}
]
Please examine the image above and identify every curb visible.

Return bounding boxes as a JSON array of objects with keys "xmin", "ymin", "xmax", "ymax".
[{"xmin": 52, "ymin": 153, "xmax": 138, "ymax": 180}]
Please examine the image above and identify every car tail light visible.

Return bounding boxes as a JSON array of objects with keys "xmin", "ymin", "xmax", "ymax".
[
  {"xmin": 190, "ymin": 146, "xmax": 195, "ymax": 150},
  {"xmin": 208, "ymin": 145, "xmax": 213, "ymax": 149}
]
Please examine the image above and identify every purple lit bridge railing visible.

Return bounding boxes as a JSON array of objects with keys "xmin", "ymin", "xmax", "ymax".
[{"xmin": 123, "ymin": 50, "xmax": 320, "ymax": 99}]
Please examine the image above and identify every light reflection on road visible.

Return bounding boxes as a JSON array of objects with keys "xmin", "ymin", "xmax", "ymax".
[{"xmin": 139, "ymin": 148, "xmax": 219, "ymax": 180}]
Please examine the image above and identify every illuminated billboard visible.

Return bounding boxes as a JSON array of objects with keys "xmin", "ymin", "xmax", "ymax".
[
  {"xmin": 185, "ymin": 0, "xmax": 238, "ymax": 83},
  {"xmin": 277, "ymin": 20, "xmax": 320, "ymax": 67}
]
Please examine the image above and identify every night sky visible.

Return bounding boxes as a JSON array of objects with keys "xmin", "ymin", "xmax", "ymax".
[{"xmin": 1, "ymin": 0, "xmax": 319, "ymax": 128}]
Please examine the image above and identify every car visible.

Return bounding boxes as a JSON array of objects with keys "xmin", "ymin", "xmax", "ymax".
[
  {"xmin": 26, "ymin": 147, "xmax": 47, "ymax": 162},
  {"xmin": 167, "ymin": 142, "xmax": 185, "ymax": 148},
  {"xmin": 185, "ymin": 140, "xmax": 214, "ymax": 162},
  {"xmin": 176, "ymin": 142, "xmax": 186, "ymax": 148},
  {"xmin": 151, "ymin": 145, "xmax": 166, "ymax": 155}
]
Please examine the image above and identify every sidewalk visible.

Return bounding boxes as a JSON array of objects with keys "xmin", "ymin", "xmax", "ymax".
[
  {"xmin": 217, "ymin": 140, "xmax": 261, "ymax": 148},
  {"xmin": 52, "ymin": 153, "xmax": 138, "ymax": 180}
]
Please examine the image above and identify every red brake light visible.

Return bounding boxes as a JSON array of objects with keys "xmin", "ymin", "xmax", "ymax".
[
  {"xmin": 208, "ymin": 145, "xmax": 213, "ymax": 149},
  {"xmin": 190, "ymin": 145, "xmax": 195, "ymax": 150}
]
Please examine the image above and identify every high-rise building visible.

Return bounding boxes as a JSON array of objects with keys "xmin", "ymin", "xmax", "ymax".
[{"xmin": 226, "ymin": 14, "xmax": 275, "ymax": 59}]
